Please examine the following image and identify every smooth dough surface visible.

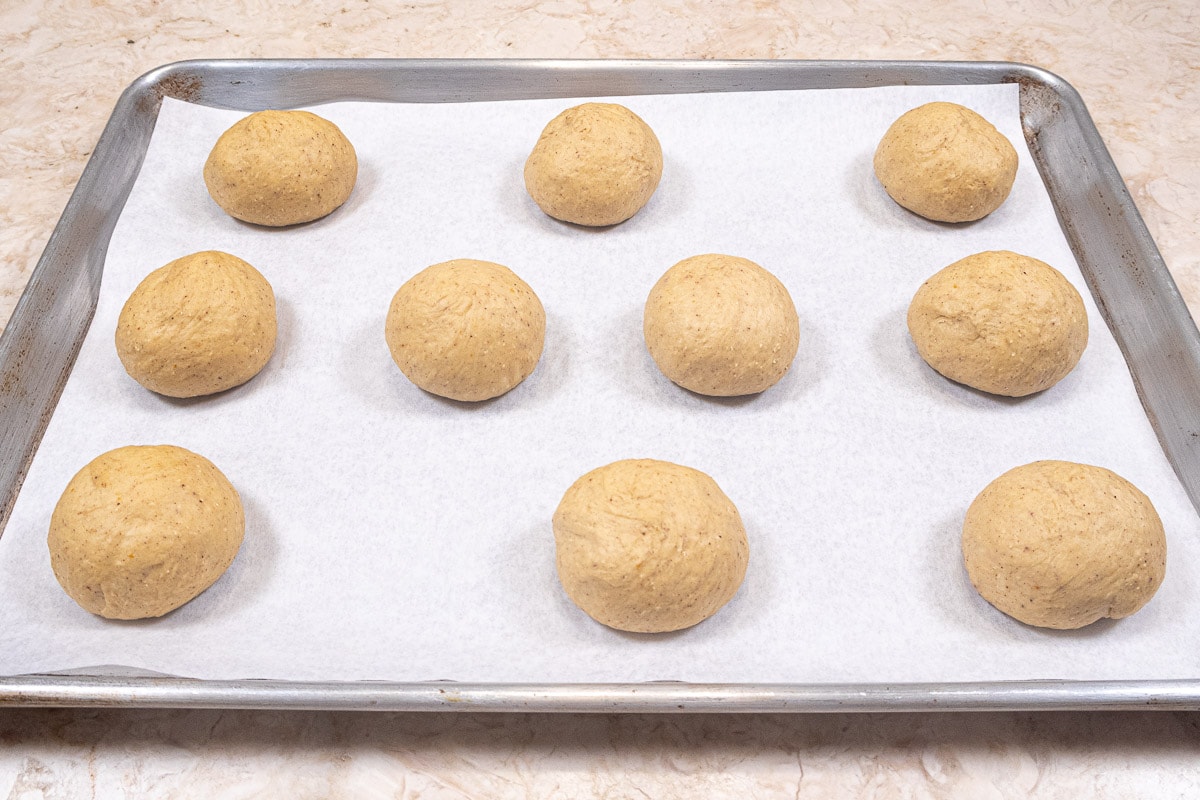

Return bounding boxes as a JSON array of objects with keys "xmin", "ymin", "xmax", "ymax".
[
  {"xmin": 553, "ymin": 459, "xmax": 749, "ymax": 633},
  {"xmin": 203, "ymin": 109, "xmax": 358, "ymax": 226},
  {"xmin": 115, "ymin": 250, "xmax": 277, "ymax": 398},
  {"xmin": 385, "ymin": 259, "xmax": 546, "ymax": 402},
  {"xmin": 962, "ymin": 460, "xmax": 1166, "ymax": 630},
  {"xmin": 644, "ymin": 253, "xmax": 800, "ymax": 396},
  {"xmin": 524, "ymin": 102, "xmax": 663, "ymax": 226},
  {"xmin": 907, "ymin": 250, "xmax": 1088, "ymax": 397},
  {"xmin": 48, "ymin": 445, "xmax": 245, "ymax": 620},
  {"xmin": 873, "ymin": 101, "xmax": 1018, "ymax": 222}
]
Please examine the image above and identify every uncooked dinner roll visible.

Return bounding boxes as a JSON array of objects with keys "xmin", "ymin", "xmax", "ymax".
[
  {"xmin": 907, "ymin": 250, "xmax": 1088, "ymax": 397},
  {"xmin": 644, "ymin": 253, "xmax": 800, "ymax": 396},
  {"xmin": 385, "ymin": 259, "xmax": 546, "ymax": 402},
  {"xmin": 115, "ymin": 250, "xmax": 277, "ymax": 398},
  {"xmin": 524, "ymin": 102, "xmax": 663, "ymax": 226},
  {"xmin": 204, "ymin": 109, "xmax": 358, "ymax": 226},
  {"xmin": 874, "ymin": 101, "xmax": 1018, "ymax": 222},
  {"xmin": 962, "ymin": 460, "xmax": 1166, "ymax": 629},
  {"xmin": 48, "ymin": 445, "xmax": 245, "ymax": 620},
  {"xmin": 553, "ymin": 459, "xmax": 749, "ymax": 633}
]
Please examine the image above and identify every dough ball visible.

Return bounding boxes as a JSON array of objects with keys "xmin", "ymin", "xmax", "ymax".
[
  {"xmin": 873, "ymin": 102, "xmax": 1018, "ymax": 222},
  {"xmin": 907, "ymin": 250, "xmax": 1088, "ymax": 397},
  {"xmin": 48, "ymin": 445, "xmax": 245, "ymax": 620},
  {"xmin": 115, "ymin": 250, "xmax": 277, "ymax": 398},
  {"xmin": 553, "ymin": 459, "xmax": 749, "ymax": 633},
  {"xmin": 203, "ymin": 109, "xmax": 358, "ymax": 226},
  {"xmin": 524, "ymin": 102, "xmax": 663, "ymax": 227},
  {"xmin": 644, "ymin": 254, "xmax": 800, "ymax": 396},
  {"xmin": 962, "ymin": 460, "xmax": 1166, "ymax": 629},
  {"xmin": 385, "ymin": 259, "xmax": 546, "ymax": 402}
]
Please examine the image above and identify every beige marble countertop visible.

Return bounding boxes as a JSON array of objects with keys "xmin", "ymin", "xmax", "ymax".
[{"xmin": 2, "ymin": 0, "xmax": 1199, "ymax": 795}]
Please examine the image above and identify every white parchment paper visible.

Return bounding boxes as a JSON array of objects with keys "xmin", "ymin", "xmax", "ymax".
[{"xmin": 2, "ymin": 84, "xmax": 1197, "ymax": 683}]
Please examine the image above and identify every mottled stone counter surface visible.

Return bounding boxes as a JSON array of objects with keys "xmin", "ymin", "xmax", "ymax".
[{"xmin": 2, "ymin": 1, "xmax": 1198, "ymax": 796}]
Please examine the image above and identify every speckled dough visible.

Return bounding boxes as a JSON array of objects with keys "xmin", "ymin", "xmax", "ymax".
[
  {"xmin": 203, "ymin": 110, "xmax": 358, "ymax": 226},
  {"xmin": 385, "ymin": 259, "xmax": 546, "ymax": 402},
  {"xmin": 643, "ymin": 254, "xmax": 800, "ymax": 396},
  {"xmin": 907, "ymin": 250, "xmax": 1088, "ymax": 396},
  {"xmin": 553, "ymin": 459, "xmax": 749, "ymax": 633},
  {"xmin": 962, "ymin": 460, "xmax": 1166, "ymax": 629},
  {"xmin": 874, "ymin": 102, "xmax": 1018, "ymax": 222},
  {"xmin": 47, "ymin": 445, "xmax": 245, "ymax": 620},
  {"xmin": 524, "ymin": 102, "xmax": 663, "ymax": 226},
  {"xmin": 115, "ymin": 250, "xmax": 277, "ymax": 398}
]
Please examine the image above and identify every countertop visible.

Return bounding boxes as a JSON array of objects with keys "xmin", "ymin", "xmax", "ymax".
[{"xmin": 2, "ymin": 1, "xmax": 1199, "ymax": 796}]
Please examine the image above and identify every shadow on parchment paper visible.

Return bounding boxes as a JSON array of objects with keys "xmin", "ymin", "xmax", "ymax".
[
  {"xmin": 848, "ymin": 150, "xmax": 913, "ymax": 228},
  {"xmin": 491, "ymin": 512, "xmax": 773, "ymax": 667},
  {"xmin": 922, "ymin": 508, "xmax": 1119, "ymax": 641},
  {"xmin": 338, "ymin": 311, "xmax": 572, "ymax": 415},
  {"xmin": 174, "ymin": 490, "xmax": 280, "ymax": 623},
  {"xmin": 922, "ymin": 508, "xmax": 1024, "ymax": 640},
  {"xmin": 68, "ymin": 490, "xmax": 279, "ymax": 631},
  {"xmin": 214, "ymin": 159, "xmax": 378, "ymax": 234},
  {"xmin": 632, "ymin": 153, "xmax": 690, "ymax": 228},
  {"xmin": 607, "ymin": 511, "xmax": 771, "ymax": 650},
  {"xmin": 495, "ymin": 156, "xmax": 549, "ymax": 233},
  {"xmin": 610, "ymin": 306, "xmax": 826, "ymax": 412},
  {"xmin": 488, "ymin": 519, "xmax": 583, "ymax": 636},
  {"xmin": 847, "ymin": 151, "xmax": 1018, "ymax": 233},
  {"xmin": 494, "ymin": 155, "xmax": 613, "ymax": 239},
  {"xmin": 497, "ymin": 154, "xmax": 687, "ymax": 237},
  {"xmin": 868, "ymin": 306, "xmax": 1085, "ymax": 412},
  {"xmin": 331, "ymin": 157, "xmax": 377, "ymax": 223},
  {"xmin": 145, "ymin": 296, "xmax": 297, "ymax": 411}
]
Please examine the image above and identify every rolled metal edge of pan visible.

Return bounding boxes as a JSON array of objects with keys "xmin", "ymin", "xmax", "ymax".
[
  {"xmin": 0, "ymin": 68, "xmax": 165, "ymax": 538},
  {"xmin": 3, "ymin": 674, "xmax": 1200, "ymax": 712}
]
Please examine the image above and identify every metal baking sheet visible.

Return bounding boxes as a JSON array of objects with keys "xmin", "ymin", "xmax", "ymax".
[{"xmin": 3, "ymin": 59, "xmax": 1199, "ymax": 712}]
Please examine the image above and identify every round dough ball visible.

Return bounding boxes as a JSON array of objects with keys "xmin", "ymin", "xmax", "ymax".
[
  {"xmin": 48, "ymin": 445, "xmax": 245, "ymax": 620},
  {"xmin": 203, "ymin": 109, "xmax": 358, "ymax": 226},
  {"xmin": 907, "ymin": 250, "xmax": 1088, "ymax": 397},
  {"xmin": 524, "ymin": 102, "xmax": 663, "ymax": 227},
  {"xmin": 553, "ymin": 459, "xmax": 749, "ymax": 633},
  {"xmin": 115, "ymin": 250, "xmax": 277, "ymax": 398},
  {"xmin": 873, "ymin": 102, "xmax": 1018, "ymax": 222},
  {"xmin": 962, "ymin": 460, "xmax": 1166, "ymax": 629},
  {"xmin": 385, "ymin": 259, "xmax": 546, "ymax": 402},
  {"xmin": 644, "ymin": 254, "xmax": 800, "ymax": 396}
]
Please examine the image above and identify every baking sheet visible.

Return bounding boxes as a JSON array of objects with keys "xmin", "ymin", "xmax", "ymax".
[{"xmin": 1, "ymin": 83, "xmax": 1197, "ymax": 684}]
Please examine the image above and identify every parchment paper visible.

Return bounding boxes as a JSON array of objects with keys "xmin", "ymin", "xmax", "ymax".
[{"xmin": 2, "ymin": 84, "xmax": 1197, "ymax": 683}]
